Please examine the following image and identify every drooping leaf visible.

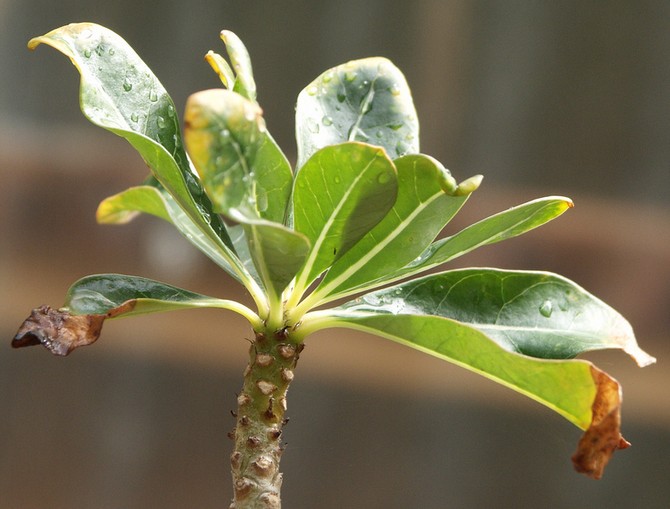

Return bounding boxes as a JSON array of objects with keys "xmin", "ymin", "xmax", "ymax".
[
  {"xmin": 12, "ymin": 274, "xmax": 253, "ymax": 355},
  {"xmin": 295, "ymin": 57, "xmax": 419, "ymax": 170},
  {"xmin": 335, "ymin": 268, "xmax": 655, "ymax": 365},
  {"xmin": 306, "ymin": 309, "xmax": 632, "ymax": 479},
  {"xmin": 290, "ymin": 142, "xmax": 397, "ymax": 299},
  {"xmin": 373, "ymin": 196, "xmax": 574, "ymax": 288},
  {"xmin": 28, "ymin": 23, "xmax": 249, "ymax": 282},
  {"xmin": 301, "ymin": 154, "xmax": 473, "ymax": 310},
  {"xmin": 184, "ymin": 88, "xmax": 292, "ymax": 223}
]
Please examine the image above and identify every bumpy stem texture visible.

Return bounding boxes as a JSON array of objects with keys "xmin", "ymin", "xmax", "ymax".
[{"xmin": 229, "ymin": 327, "xmax": 302, "ymax": 509}]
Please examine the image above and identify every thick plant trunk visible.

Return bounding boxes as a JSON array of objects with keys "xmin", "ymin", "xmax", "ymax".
[{"xmin": 229, "ymin": 327, "xmax": 302, "ymax": 509}]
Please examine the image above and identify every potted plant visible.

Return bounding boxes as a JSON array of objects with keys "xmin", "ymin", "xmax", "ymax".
[{"xmin": 12, "ymin": 23, "xmax": 654, "ymax": 508}]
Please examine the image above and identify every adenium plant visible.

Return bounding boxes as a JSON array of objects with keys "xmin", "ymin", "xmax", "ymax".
[{"xmin": 13, "ymin": 23, "xmax": 655, "ymax": 508}]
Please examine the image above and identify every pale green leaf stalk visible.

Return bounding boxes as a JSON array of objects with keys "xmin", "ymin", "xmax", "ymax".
[{"xmin": 13, "ymin": 22, "xmax": 655, "ymax": 508}]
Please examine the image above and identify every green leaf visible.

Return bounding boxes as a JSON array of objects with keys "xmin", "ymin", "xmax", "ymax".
[
  {"xmin": 220, "ymin": 30, "xmax": 257, "ymax": 102},
  {"xmin": 65, "ymin": 274, "xmax": 234, "ymax": 317},
  {"xmin": 235, "ymin": 218, "xmax": 310, "ymax": 302},
  {"xmin": 295, "ymin": 57, "xmax": 419, "ymax": 170},
  {"xmin": 28, "ymin": 23, "xmax": 247, "ymax": 281},
  {"xmin": 336, "ymin": 268, "xmax": 655, "ymax": 366},
  {"xmin": 290, "ymin": 142, "xmax": 398, "ymax": 300},
  {"xmin": 317, "ymin": 310, "xmax": 598, "ymax": 429},
  {"xmin": 184, "ymin": 88, "xmax": 292, "ymax": 224},
  {"xmin": 375, "ymin": 196, "xmax": 574, "ymax": 287},
  {"xmin": 97, "ymin": 182, "xmax": 257, "ymax": 284},
  {"xmin": 12, "ymin": 274, "xmax": 260, "ymax": 356},
  {"xmin": 301, "ymin": 154, "xmax": 471, "ymax": 309}
]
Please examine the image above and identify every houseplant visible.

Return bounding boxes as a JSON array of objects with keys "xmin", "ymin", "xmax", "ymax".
[{"xmin": 12, "ymin": 23, "xmax": 655, "ymax": 508}]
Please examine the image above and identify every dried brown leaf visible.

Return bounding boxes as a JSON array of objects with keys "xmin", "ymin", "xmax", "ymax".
[
  {"xmin": 572, "ymin": 366, "xmax": 630, "ymax": 479},
  {"xmin": 12, "ymin": 303, "xmax": 134, "ymax": 356}
]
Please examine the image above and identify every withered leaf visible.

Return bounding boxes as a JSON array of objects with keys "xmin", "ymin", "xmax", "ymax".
[
  {"xmin": 572, "ymin": 366, "xmax": 630, "ymax": 479},
  {"xmin": 12, "ymin": 303, "xmax": 134, "ymax": 356}
]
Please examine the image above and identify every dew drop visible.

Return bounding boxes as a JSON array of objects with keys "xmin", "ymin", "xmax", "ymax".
[
  {"xmin": 167, "ymin": 105, "xmax": 175, "ymax": 118},
  {"xmin": 344, "ymin": 71, "xmax": 357, "ymax": 83},
  {"xmin": 307, "ymin": 118, "xmax": 320, "ymax": 134},
  {"xmin": 389, "ymin": 84, "xmax": 401, "ymax": 96},
  {"xmin": 256, "ymin": 193, "xmax": 269, "ymax": 213},
  {"xmin": 322, "ymin": 71, "xmax": 334, "ymax": 83},
  {"xmin": 388, "ymin": 122, "xmax": 404, "ymax": 131},
  {"xmin": 539, "ymin": 300, "xmax": 553, "ymax": 318},
  {"xmin": 322, "ymin": 115, "xmax": 333, "ymax": 126},
  {"xmin": 395, "ymin": 141, "xmax": 409, "ymax": 156},
  {"xmin": 157, "ymin": 116, "xmax": 167, "ymax": 129},
  {"xmin": 149, "ymin": 90, "xmax": 158, "ymax": 102},
  {"xmin": 220, "ymin": 128, "xmax": 231, "ymax": 138},
  {"xmin": 130, "ymin": 112, "xmax": 139, "ymax": 122},
  {"xmin": 333, "ymin": 176, "xmax": 341, "ymax": 184},
  {"xmin": 83, "ymin": 49, "xmax": 92, "ymax": 58},
  {"xmin": 306, "ymin": 85, "xmax": 318, "ymax": 96},
  {"xmin": 108, "ymin": 47, "xmax": 116, "ymax": 56},
  {"xmin": 376, "ymin": 130, "xmax": 385, "ymax": 138},
  {"xmin": 123, "ymin": 79, "xmax": 133, "ymax": 92},
  {"xmin": 337, "ymin": 92, "xmax": 346, "ymax": 103}
]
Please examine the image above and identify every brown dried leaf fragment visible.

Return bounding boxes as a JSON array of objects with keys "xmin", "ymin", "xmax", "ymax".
[
  {"xmin": 12, "ymin": 303, "xmax": 134, "ymax": 356},
  {"xmin": 572, "ymin": 366, "xmax": 630, "ymax": 479}
]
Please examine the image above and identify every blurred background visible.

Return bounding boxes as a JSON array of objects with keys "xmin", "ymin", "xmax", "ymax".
[{"xmin": 1, "ymin": 1, "xmax": 668, "ymax": 508}]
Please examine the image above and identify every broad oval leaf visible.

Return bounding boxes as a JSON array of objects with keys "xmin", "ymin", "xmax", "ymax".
[
  {"xmin": 336, "ymin": 268, "xmax": 656, "ymax": 366},
  {"xmin": 28, "ymin": 24, "xmax": 247, "ymax": 280},
  {"xmin": 303, "ymin": 154, "xmax": 471, "ymax": 309},
  {"xmin": 290, "ymin": 142, "xmax": 397, "ymax": 299},
  {"xmin": 296, "ymin": 57, "xmax": 419, "ymax": 170},
  {"xmin": 12, "ymin": 274, "xmax": 259, "ymax": 356},
  {"xmin": 309, "ymin": 310, "xmax": 632, "ymax": 479},
  {"xmin": 184, "ymin": 88, "xmax": 292, "ymax": 223}
]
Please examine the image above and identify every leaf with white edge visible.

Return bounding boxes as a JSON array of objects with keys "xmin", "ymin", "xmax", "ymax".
[
  {"xmin": 304, "ymin": 309, "xmax": 632, "ymax": 479},
  {"xmin": 336, "ymin": 268, "xmax": 656, "ymax": 366},
  {"xmin": 12, "ymin": 274, "xmax": 259, "ymax": 355},
  {"xmin": 295, "ymin": 57, "xmax": 419, "ymax": 170},
  {"xmin": 184, "ymin": 88, "xmax": 292, "ymax": 223},
  {"xmin": 27, "ymin": 23, "xmax": 248, "ymax": 281},
  {"xmin": 373, "ymin": 196, "xmax": 575, "ymax": 288},
  {"xmin": 300, "ymin": 154, "xmax": 472, "ymax": 311},
  {"xmin": 290, "ymin": 142, "xmax": 397, "ymax": 300}
]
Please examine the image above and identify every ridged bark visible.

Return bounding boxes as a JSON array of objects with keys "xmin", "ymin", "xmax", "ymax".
[{"xmin": 229, "ymin": 327, "xmax": 302, "ymax": 509}]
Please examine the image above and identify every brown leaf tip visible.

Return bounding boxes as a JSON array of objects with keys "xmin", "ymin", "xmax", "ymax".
[
  {"xmin": 12, "ymin": 305, "xmax": 105, "ymax": 356},
  {"xmin": 572, "ymin": 367, "xmax": 629, "ymax": 479}
]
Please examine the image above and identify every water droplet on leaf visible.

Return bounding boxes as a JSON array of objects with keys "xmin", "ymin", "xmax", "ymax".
[
  {"xmin": 157, "ymin": 116, "xmax": 166, "ymax": 129},
  {"xmin": 130, "ymin": 112, "xmax": 139, "ymax": 122},
  {"xmin": 389, "ymin": 84, "xmax": 401, "ymax": 96},
  {"xmin": 307, "ymin": 85, "xmax": 318, "ymax": 96},
  {"xmin": 83, "ymin": 49, "xmax": 92, "ymax": 58},
  {"xmin": 539, "ymin": 300, "xmax": 553, "ymax": 318},
  {"xmin": 307, "ymin": 118, "xmax": 319, "ymax": 134},
  {"xmin": 122, "ymin": 79, "xmax": 133, "ymax": 92},
  {"xmin": 149, "ymin": 90, "xmax": 158, "ymax": 102},
  {"xmin": 322, "ymin": 115, "xmax": 333, "ymax": 126}
]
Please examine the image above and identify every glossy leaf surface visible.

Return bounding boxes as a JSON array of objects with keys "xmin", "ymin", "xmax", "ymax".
[
  {"xmin": 295, "ymin": 57, "xmax": 419, "ymax": 170},
  {"xmin": 303, "ymin": 154, "xmax": 471, "ymax": 309},
  {"xmin": 184, "ymin": 89, "xmax": 292, "ymax": 223},
  {"xmin": 28, "ymin": 23, "xmax": 248, "ymax": 281},
  {"xmin": 335, "ymin": 268, "xmax": 655, "ymax": 365},
  {"xmin": 291, "ymin": 142, "xmax": 397, "ymax": 297}
]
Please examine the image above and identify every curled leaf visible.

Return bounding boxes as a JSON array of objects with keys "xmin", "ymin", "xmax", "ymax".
[
  {"xmin": 11, "ymin": 304, "xmax": 132, "ymax": 356},
  {"xmin": 572, "ymin": 367, "xmax": 630, "ymax": 479}
]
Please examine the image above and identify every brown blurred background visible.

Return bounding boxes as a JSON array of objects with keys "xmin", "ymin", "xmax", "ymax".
[{"xmin": 1, "ymin": 1, "xmax": 668, "ymax": 508}]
